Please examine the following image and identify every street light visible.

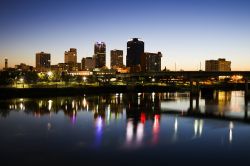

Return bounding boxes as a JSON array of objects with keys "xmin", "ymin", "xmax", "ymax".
[
  {"xmin": 47, "ymin": 71, "xmax": 53, "ymax": 85},
  {"xmin": 20, "ymin": 78, "xmax": 24, "ymax": 88},
  {"xmin": 47, "ymin": 71, "xmax": 53, "ymax": 77},
  {"xmin": 83, "ymin": 76, "xmax": 87, "ymax": 85}
]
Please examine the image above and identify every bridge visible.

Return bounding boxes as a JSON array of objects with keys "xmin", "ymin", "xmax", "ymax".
[
  {"xmin": 115, "ymin": 71, "xmax": 250, "ymax": 97},
  {"xmin": 116, "ymin": 71, "xmax": 250, "ymax": 78}
]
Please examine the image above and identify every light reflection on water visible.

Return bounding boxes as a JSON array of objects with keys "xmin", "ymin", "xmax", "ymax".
[{"xmin": 0, "ymin": 91, "xmax": 250, "ymax": 164}]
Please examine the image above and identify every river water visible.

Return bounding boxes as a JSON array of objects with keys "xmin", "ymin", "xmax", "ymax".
[{"xmin": 0, "ymin": 91, "xmax": 250, "ymax": 165}]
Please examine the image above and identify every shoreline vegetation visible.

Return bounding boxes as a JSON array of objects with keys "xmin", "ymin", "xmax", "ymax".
[{"xmin": 0, "ymin": 83, "xmax": 248, "ymax": 98}]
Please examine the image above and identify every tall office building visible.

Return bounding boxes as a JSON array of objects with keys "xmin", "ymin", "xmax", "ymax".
[
  {"xmin": 65, "ymin": 48, "xmax": 77, "ymax": 64},
  {"xmin": 82, "ymin": 57, "xmax": 95, "ymax": 70},
  {"xmin": 141, "ymin": 52, "xmax": 162, "ymax": 72},
  {"xmin": 94, "ymin": 42, "xmax": 106, "ymax": 68},
  {"xmin": 36, "ymin": 52, "xmax": 51, "ymax": 71},
  {"xmin": 110, "ymin": 49, "xmax": 123, "ymax": 69},
  {"xmin": 205, "ymin": 58, "xmax": 231, "ymax": 71},
  {"xmin": 126, "ymin": 38, "xmax": 144, "ymax": 72}
]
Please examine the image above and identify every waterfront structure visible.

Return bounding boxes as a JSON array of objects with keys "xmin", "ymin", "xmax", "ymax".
[
  {"xmin": 115, "ymin": 67, "xmax": 130, "ymax": 73},
  {"xmin": 205, "ymin": 58, "xmax": 231, "ymax": 71},
  {"xmin": 110, "ymin": 49, "xmax": 123, "ymax": 69},
  {"xmin": 126, "ymin": 38, "xmax": 144, "ymax": 72},
  {"xmin": 65, "ymin": 48, "xmax": 77, "ymax": 64},
  {"xmin": 141, "ymin": 52, "xmax": 162, "ymax": 72},
  {"xmin": 81, "ymin": 57, "xmax": 95, "ymax": 71},
  {"xmin": 94, "ymin": 42, "xmax": 106, "ymax": 68},
  {"xmin": 36, "ymin": 52, "xmax": 51, "ymax": 71},
  {"xmin": 68, "ymin": 70, "xmax": 92, "ymax": 76},
  {"xmin": 93, "ymin": 68, "xmax": 116, "ymax": 76}
]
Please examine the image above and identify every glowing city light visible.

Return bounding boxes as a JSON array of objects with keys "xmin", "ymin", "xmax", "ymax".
[{"xmin": 47, "ymin": 71, "xmax": 53, "ymax": 77}]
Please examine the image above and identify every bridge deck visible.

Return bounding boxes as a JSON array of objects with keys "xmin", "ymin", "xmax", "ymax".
[{"xmin": 116, "ymin": 71, "xmax": 250, "ymax": 78}]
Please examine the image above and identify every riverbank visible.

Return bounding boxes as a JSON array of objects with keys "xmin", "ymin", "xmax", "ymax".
[{"xmin": 0, "ymin": 83, "xmax": 248, "ymax": 98}]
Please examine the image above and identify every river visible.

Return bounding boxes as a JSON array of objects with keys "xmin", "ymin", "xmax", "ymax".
[{"xmin": 0, "ymin": 91, "xmax": 250, "ymax": 165}]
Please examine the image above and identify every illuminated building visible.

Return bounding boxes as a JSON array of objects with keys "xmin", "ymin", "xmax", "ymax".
[
  {"xmin": 205, "ymin": 58, "xmax": 231, "ymax": 71},
  {"xmin": 115, "ymin": 67, "xmax": 129, "ymax": 73},
  {"xmin": 94, "ymin": 42, "xmax": 106, "ymax": 68},
  {"xmin": 110, "ymin": 49, "xmax": 123, "ymax": 69},
  {"xmin": 141, "ymin": 52, "xmax": 162, "ymax": 72},
  {"xmin": 68, "ymin": 70, "xmax": 92, "ymax": 76},
  {"xmin": 82, "ymin": 57, "xmax": 95, "ymax": 71},
  {"xmin": 65, "ymin": 48, "xmax": 77, "ymax": 64},
  {"xmin": 36, "ymin": 52, "xmax": 51, "ymax": 72},
  {"xmin": 51, "ymin": 63, "xmax": 81, "ymax": 71},
  {"xmin": 126, "ymin": 38, "xmax": 144, "ymax": 73},
  {"xmin": 62, "ymin": 48, "xmax": 79, "ymax": 71}
]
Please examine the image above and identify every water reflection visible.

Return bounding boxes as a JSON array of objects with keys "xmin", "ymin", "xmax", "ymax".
[
  {"xmin": 0, "ymin": 91, "xmax": 249, "ymax": 147},
  {"xmin": 229, "ymin": 121, "xmax": 234, "ymax": 143},
  {"xmin": 152, "ymin": 114, "xmax": 160, "ymax": 144},
  {"xmin": 95, "ymin": 116, "xmax": 104, "ymax": 147},
  {"xmin": 0, "ymin": 91, "xmax": 249, "ymax": 121},
  {"xmin": 193, "ymin": 119, "xmax": 203, "ymax": 137},
  {"xmin": 2, "ymin": 91, "xmax": 250, "ymax": 165}
]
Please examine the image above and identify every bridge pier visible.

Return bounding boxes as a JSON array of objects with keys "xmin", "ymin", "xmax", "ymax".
[
  {"xmin": 245, "ymin": 97, "xmax": 248, "ymax": 120},
  {"xmin": 190, "ymin": 94, "xmax": 193, "ymax": 111},
  {"xmin": 188, "ymin": 93, "xmax": 200, "ymax": 114},
  {"xmin": 190, "ymin": 80, "xmax": 200, "ymax": 96},
  {"xmin": 196, "ymin": 95, "xmax": 200, "ymax": 111},
  {"xmin": 245, "ymin": 78, "xmax": 249, "ymax": 98}
]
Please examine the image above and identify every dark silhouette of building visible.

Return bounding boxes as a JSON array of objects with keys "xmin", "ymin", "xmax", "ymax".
[
  {"xmin": 36, "ymin": 52, "xmax": 51, "ymax": 71},
  {"xmin": 94, "ymin": 42, "xmax": 106, "ymax": 68},
  {"xmin": 4, "ymin": 58, "xmax": 8, "ymax": 70},
  {"xmin": 110, "ymin": 49, "xmax": 123, "ymax": 69},
  {"xmin": 15, "ymin": 63, "xmax": 34, "ymax": 71},
  {"xmin": 126, "ymin": 38, "xmax": 144, "ymax": 72},
  {"xmin": 141, "ymin": 52, "xmax": 162, "ymax": 72}
]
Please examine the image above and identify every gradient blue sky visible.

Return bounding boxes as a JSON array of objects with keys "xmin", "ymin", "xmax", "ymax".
[{"xmin": 0, "ymin": 0, "xmax": 250, "ymax": 70}]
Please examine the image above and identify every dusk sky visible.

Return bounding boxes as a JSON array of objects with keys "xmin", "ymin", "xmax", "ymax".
[{"xmin": 0, "ymin": 0, "xmax": 250, "ymax": 70}]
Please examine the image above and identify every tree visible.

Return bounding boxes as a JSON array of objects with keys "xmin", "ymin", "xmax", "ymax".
[{"xmin": 25, "ymin": 71, "xmax": 38, "ymax": 84}]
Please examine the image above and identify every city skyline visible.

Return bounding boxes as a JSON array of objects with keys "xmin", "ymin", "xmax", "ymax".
[{"xmin": 0, "ymin": 0, "xmax": 250, "ymax": 70}]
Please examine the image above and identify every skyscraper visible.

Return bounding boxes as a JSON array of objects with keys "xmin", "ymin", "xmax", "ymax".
[
  {"xmin": 110, "ymin": 49, "xmax": 123, "ymax": 69},
  {"xmin": 36, "ymin": 52, "xmax": 51, "ymax": 71},
  {"xmin": 65, "ymin": 48, "xmax": 77, "ymax": 64},
  {"xmin": 141, "ymin": 52, "xmax": 162, "ymax": 72},
  {"xmin": 94, "ymin": 42, "xmax": 106, "ymax": 68},
  {"xmin": 126, "ymin": 38, "xmax": 144, "ymax": 72}
]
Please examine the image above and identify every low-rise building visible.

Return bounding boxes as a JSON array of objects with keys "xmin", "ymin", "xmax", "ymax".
[
  {"xmin": 205, "ymin": 58, "xmax": 231, "ymax": 71},
  {"xmin": 141, "ymin": 52, "xmax": 162, "ymax": 72}
]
